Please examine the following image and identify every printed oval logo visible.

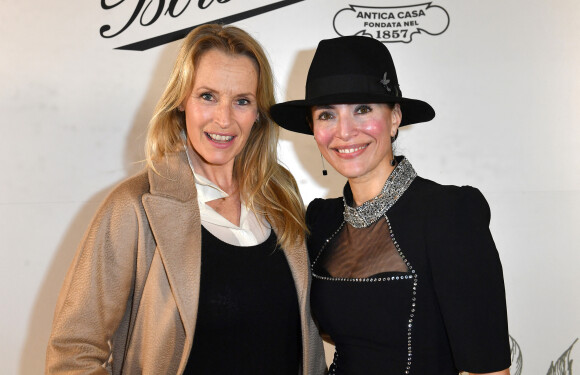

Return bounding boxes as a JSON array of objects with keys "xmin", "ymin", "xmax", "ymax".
[{"xmin": 333, "ymin": 3, "xmax": 450, "ymax": 43}]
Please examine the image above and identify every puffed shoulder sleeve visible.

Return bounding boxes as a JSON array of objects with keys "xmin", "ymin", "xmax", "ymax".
[
  {"xmin": 46, "ymin": 176, "xmax": 147, "ymax": 374},
  {"xmin": 306, "ymin": 198, "xmax": 324, "ymax": 229},
  {"xmin": 426, "ymin": 186, "xmax": 510, "ymax": 373}
]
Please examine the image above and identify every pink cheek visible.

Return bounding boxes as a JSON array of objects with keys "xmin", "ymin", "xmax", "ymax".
[
  {"xmin": 186, "ymin": 110, "xmax": 211, "ymax": 127},
  {"xmin": 313, "ymin": 123, "xmax": 333, "ymax": 141},
  {"xmin": 360, "ymin": 120, "xmax": 387, "ymax": 137},
  {"xmin": 314, "ymin": 131, "xmax": 332, "ymax": 147}
]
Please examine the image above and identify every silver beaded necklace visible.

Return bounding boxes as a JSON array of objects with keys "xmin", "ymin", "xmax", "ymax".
[{"xmin": 343, "ymin": 157, "xmax": 417, "ymax": 228}]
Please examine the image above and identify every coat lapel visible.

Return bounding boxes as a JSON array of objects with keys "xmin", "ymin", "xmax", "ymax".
[
  {"xmin": 142, "ymin": 152, "xmax": 201, "ymax": 344},
  {"xmin": 281, "ymin": 239, "xmax": 309, "ymax": 304},
  {"xmin": 279, "ymin": 233, "xmax": 311, "ymax": 372},
  {"xmin": 141, "ymin": 152, "xmax": 317, "ymax": 373}
]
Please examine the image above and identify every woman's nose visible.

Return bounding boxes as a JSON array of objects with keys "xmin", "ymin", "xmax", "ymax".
[
  {"xmin": 214, "ymin": 102, "xmax": 232, "ymax": 128},
  {"xmin": 336, "ymin": 115, "xmax": 355, "ymax": 140}
]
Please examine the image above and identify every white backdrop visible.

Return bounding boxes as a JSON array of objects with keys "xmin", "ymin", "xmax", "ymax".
[{"xmin": 1, "ymin": 0, "xmax": 579, "ymax": 374}]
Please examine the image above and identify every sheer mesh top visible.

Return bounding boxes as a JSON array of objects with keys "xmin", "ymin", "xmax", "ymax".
[{"xmin": 314, "ymin": 218, "xmax": 408, "ymax": 279}]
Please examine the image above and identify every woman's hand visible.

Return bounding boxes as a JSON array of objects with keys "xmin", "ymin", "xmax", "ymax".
[{"xmin": 469, "ymin": 369, "xmax": 510, "ymax": 375}]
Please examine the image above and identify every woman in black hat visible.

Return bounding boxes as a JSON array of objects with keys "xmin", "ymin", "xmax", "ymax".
[{"xmin": 271, "ymin": 36, "xmax": 511, "ymax": 375}]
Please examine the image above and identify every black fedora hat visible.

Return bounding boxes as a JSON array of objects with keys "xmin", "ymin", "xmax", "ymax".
[{"xmin": 270, "ymin": 36, "xmax": 435, "ymax": 135}]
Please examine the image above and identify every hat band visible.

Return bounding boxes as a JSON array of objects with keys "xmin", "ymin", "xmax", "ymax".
[{"xmin": 307, "ymin": 74, "xmax": 400, "ymax": 99}]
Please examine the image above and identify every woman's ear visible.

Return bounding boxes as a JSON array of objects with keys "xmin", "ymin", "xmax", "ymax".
[
  {"xmin": 391, "ymin": 103, "xmax": 402, "ymax": 137},
  {"xmin": 177, "ymin": 97, "xmax": 186, "ymax": 112}
]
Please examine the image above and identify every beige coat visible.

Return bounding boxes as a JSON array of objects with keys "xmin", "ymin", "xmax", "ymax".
[{"xmin": 46, "ymin": 151, "xmax": 326, "ymax": 374}]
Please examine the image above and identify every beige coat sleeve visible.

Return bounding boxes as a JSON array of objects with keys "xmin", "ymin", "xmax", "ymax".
[{"xmin": 46, "ymin": 174, "xmax": 149, "ymax": 374}]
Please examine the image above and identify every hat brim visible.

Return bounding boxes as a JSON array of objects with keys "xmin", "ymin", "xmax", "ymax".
[{"xmin": 270, "ymin": 93, "xmax": 435, "ymax": 135}]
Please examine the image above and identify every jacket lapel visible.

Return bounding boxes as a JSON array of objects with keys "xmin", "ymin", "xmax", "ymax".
[
  {"xmin": 280, "ymin": 233, "xmax": 311, "ymax": 370},
  {"xmin": 281, "ymin": 239, "xmax": 309, "ymax": 304},
  {"xmin": 141, "ymin": 152, "xmax": 315, "ymax": 372},
  {"xmin": 142, "ymin": 152, "xmax": 201, "ymax": 343}
]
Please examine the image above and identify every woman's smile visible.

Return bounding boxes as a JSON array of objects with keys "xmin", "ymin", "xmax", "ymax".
[
  {"xmin": 334, "ymin": 144, "xmax": 369, "ymax": 156},
  {"xmin": 205, "ymin": 132, "xmax": 236, "ymax": 143},
  {"xmin": 312, "ymin": 103, "xmax": 400, "ymax": 182},
  {"xmin": 182, "ymin": 48, "xmax": 259, "ymax": 176}
]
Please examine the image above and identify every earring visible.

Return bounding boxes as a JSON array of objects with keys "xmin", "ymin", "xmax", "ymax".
[
  {"xmin": 320, "ymin": 153, "xmax": 328, "ymax": 176},
  {"xmin": 390, "ymin": 129, "xmax": 399, "ymax": 143},
  {"xmin": 390, "ymin": 157, "xmax": 396, "ymax": 167}
]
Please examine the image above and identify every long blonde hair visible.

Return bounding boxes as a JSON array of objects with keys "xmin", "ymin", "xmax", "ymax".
[{"xmin": 145, "ymin": 24, "xmax": 306, "ymax": 249}]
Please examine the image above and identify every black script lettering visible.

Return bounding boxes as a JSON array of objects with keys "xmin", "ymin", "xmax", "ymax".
[
  {"xmin": 198, "ymin": 0, "xmax": 229, "ymax": 10},
  {"xmin": 166, "ymin": 0, "xmax": 192, "ymax": 17},
  {"xmin": 100, "ymin": 0, "xmax": 147, "ymax": 38},
  {"xmin": 101, "ymin": 0, "xmax": 231, "ymax": 38},
  {"xmin": 101, "ymin": 0, "xmax": 125, "ymax": 10},
  {"xmin": 141, "ymin": 0, "xmax": 165, "ymax": 26}
]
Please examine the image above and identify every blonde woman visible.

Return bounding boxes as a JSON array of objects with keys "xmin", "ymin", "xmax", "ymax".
[{"xmin": 46, "ymin": 24, "xmax": 325, "ymax": 374}]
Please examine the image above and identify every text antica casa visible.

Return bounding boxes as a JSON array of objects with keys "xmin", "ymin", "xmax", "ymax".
[{"xmin": 355, "ymin": 9, "xmax": 425, "ymax": 28}]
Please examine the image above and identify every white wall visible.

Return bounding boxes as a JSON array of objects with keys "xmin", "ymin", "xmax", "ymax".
[{"xmin": 1, "ymin": 0, "xmax": 578, "ymax": 373}]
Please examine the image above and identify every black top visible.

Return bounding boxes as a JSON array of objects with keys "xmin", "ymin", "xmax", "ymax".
[
  {"xmin": 307, "ymin": 176, "xmax": 511, "ymax": 374},
  {"xmin": 184, "ymin": 227, "xmax": 301, "ymax": 374}
]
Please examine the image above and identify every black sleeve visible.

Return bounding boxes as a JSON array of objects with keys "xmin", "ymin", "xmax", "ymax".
[
  {"xmin": 306, "ymin": 198, "xmax": 325, "ymax": 261},
  {"xmin": 426, "ymin": 186, "xmax": 511, "ymax": 373},
  {"xmin": 306, "ymin": 198, "xmax": 323, "ymax": 229}
]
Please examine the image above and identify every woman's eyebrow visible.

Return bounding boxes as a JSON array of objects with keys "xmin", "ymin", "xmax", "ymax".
[{"xmin": 312, "ymin": 104, "xmax": 334, "ymax": 110}]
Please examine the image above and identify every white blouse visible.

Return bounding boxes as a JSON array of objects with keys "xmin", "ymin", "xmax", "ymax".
[{"xmin": 184, "ymin": 142, "xmax": 271, "ymax": 247}]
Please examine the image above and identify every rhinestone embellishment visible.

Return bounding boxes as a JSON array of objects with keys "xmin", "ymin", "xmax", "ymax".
[
  {"xmin": 343, "ymin": 158, "xmax": 416, "ymax": 228},
  {"xmin": 385, "ymin": 214, "xmax": 418, "ymax": 374},
  {"xmin": 313, "ymin": 214, "xmax": 419, "ymax": 374}
]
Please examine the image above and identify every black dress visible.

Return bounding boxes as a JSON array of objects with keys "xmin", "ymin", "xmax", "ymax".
[{"xmin": 307, "ymin": 157, "xmax": 510, "ymax": 374}]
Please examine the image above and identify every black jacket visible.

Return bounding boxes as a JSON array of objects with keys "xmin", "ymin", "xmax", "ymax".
[{"xmin": 306, "ymin": 176, "xmax": 511, "ymax": 373}]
